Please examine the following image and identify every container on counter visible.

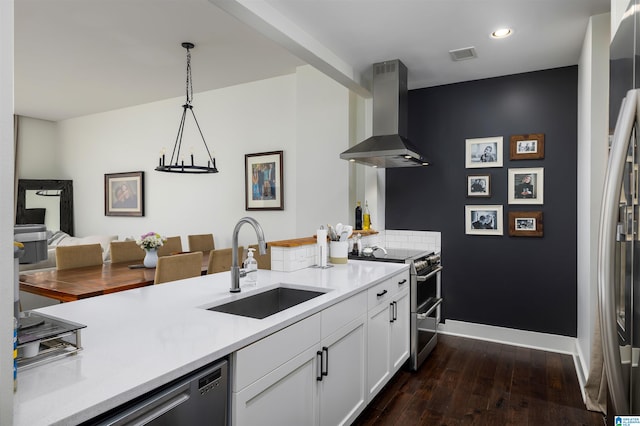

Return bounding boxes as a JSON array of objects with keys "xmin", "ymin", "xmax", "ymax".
[{"xmin": 363, "ymin": 201, "xmax": 371, "ymax": 230}]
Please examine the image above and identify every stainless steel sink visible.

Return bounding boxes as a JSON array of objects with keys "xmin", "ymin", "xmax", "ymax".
[{"xmin": 207, "ymin": 287, "xmax": 327, "ymax": 319}]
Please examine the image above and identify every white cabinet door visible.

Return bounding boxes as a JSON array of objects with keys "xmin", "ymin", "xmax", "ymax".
[
  {"xmin": 318, "ymin": 316, "xmax": 367, "ymax": 426},
  {"xmin": 367, "ymin": 300, "xmax": 392, "ymax": 398},
  {"xmin": 234, "ymin": 345, "xmax": 319, "ymax": 426},
  {"xmin": 390, "ymin": 288, "xmax": 410, "ymax": 372}
]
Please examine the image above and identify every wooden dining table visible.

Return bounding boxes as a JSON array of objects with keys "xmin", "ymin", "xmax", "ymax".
[{"xmin": 19, "ymin": 252, "xmax": 211, "ymax": 303}]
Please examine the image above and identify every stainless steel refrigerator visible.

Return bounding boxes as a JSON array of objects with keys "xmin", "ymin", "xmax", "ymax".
[{"xmin": 599, "ymin": 0, "xmax": 640, "ymax": 415}]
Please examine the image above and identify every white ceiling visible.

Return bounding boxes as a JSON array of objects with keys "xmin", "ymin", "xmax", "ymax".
[{"xmin": 14, "ymin": 0, "xmax": 610, "ymax": 122}]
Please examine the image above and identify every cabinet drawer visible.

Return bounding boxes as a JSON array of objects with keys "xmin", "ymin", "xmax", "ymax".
[
  {"xmin": 234, "ymin": 313, "xmax": 321, "ymax": 392},
  {"xmin": 393, "ymin": 271, "xmax": 410, "ymax": 294},
  {"xmin": 321, "ymin": 291, "xmax": 366, "ymax": 339},
  {"xmin": 367, "ymin": 278, "xmax": 395, "ymax": 310}
]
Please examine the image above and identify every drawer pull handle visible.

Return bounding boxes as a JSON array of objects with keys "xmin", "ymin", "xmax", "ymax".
[
  {"xmin": 398, "ymin": 279, "xmax": 407, "ymax": 285},
  {"xmin": 377, "ymin": 290, "xmax": 388, "ymax": 298}
]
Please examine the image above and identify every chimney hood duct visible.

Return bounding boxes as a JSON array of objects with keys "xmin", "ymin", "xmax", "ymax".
[{"xmin": 340, "ymin": 60, "xmax": 429, "ymax": 168}]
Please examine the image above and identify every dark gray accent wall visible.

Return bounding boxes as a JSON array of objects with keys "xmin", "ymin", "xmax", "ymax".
[{"xmin": 386, "ymin": 66, "xmax": 578, "ymax": 337}]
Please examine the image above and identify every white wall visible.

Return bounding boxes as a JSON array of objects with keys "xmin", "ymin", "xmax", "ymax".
[
  {"xmin": 16, "ymin": 116, "xmax": 60, "ymax": 178},
  {"xmin": 22, "ymin": 66, "xmax": 355, "ymax": 249},
  {"xmin": 294, "ymin": 65, "xmax": 350, "ymax": 233},
  {"xmin": 0, "ymin": 0, "xmax": 14, "ymax": 422},
  {"xmin": 576, "ymin": 12, "xmax": 610, "ymax": 379}
]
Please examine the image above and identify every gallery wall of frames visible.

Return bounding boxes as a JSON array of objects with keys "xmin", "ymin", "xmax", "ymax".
[{"xmin": 386, "ymin": 66, "xmax": 578, "ymax": 337}]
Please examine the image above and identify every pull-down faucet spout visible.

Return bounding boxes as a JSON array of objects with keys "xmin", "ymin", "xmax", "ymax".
[{"xmin": 230, "ymin": 217, "xmax": 267, "ymax": 293}]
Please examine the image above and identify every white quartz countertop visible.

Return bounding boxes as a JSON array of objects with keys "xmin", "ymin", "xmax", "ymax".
[{"xmin": 14, "ymin": 260, "xmax": 408, "ymax": 426}]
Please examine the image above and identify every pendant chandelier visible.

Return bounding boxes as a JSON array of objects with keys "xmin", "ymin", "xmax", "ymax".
[{"xmin": 155, "ymin": 42, "xmax": 218, "ymax": 174}]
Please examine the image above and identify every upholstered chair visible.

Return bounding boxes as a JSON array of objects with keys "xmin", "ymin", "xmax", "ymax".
[
  {"xmin": 154, "ymin": 251, "xmax": 203, "ymax": 285},
  {"xmin": 157, "ymin": 236, "xmax": 183, "ymax": 257},
  {"xmin": 55, "ymin": 243, "xmax": 103, "ymax": 270},
  {"xmin": 188, "ymin": 233, "xmax": 215, "ymax": 253},
  {"xmin": 207, "ymin": 246, "xmax": 244, "ymax": 274},
  {"xmin": 109, "ymin": 240, "xmax": 145, "ymax": 264}
]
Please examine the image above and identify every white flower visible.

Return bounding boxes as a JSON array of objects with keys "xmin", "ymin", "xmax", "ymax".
[{"xmin": 136, "ymin": 232, "xmax": 166, "ymax": 250}]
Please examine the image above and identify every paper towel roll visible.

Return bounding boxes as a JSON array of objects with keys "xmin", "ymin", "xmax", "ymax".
[{"xmin": 317, "ymin": 229, "xmax": 328, "ymax": 267}]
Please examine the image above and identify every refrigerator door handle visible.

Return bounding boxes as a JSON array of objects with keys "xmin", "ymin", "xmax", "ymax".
[{"xmin": 598, "ymin": 88, "xmax": 640, "ymax": 415}]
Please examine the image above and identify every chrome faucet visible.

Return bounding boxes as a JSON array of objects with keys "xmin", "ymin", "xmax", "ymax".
[{"xmin": 230, "ymin": 217, "xmax": 267, "ymax": 293}]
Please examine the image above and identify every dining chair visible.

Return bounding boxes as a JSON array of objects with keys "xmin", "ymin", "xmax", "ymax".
[
  {"xmin": 55, "ymin": 243, "xmax": 104, "ymax": 270},
  {"xmin": 154, "ymin": 251, "xmax": 203, "ymax": 285},
  {"xmin": 157, "ymin": 236, "xmax": 183, "ymax": 257},
  {"xmin": 109, "ymin": 240, "xmax": 145, "ymax": 264},
  {"xmin": 248, "ymin": 243, "xmax": 272, "ymax": 270},
  {"xmin": 207, "ymin": 246, "xmax": 244, "ymax": 274},
  {"xmin": 188, "ymin": 233, "xmax": 215, "ymax": 253}
]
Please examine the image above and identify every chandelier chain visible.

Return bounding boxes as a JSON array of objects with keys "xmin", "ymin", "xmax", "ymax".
[{"xmin": 185, "ymin": 47, "xmax": 193, "ymax": 105}]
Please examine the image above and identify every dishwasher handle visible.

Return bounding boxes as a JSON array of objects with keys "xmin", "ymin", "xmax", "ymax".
[{"xmin": 100, "ymin": 382, "xmax": 191, "ymax": 426}]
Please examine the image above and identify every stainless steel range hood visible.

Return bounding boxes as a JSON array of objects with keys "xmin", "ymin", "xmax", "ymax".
[{"xmin": 340, "ymin": 60, "xmax": 429, "ymax": 168}]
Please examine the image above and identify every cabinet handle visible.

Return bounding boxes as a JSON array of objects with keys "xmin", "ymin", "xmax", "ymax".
[
  {"xmin": 398, "ymin": 279, "xmax": 407, "ymax": 285},
  {"xmin": 393, "ymin": 301, "xmax": 398, "ymax": 321},
  {"xmin": 316, "ymin": 350, "xmax": 323, "ymax": 381},
  {"xmin": 389, "ymin": 302, "xmax": 395, "ymax": 323},
  {"xmin": 322, "ymin": 346, "xmax": 329, "ymax": 377},
  {"xmin": 377, "ymin": 289, "xmax": 388, "ymax": 298}
]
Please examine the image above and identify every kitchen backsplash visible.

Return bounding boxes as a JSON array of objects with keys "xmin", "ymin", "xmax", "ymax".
[
  {"xmin": 270, "ymin": 230, "xmax": 442, "ymax": 273},
  {"xmin": 360, "ymin": 230, "xmax": 441, "ymax": 254}
]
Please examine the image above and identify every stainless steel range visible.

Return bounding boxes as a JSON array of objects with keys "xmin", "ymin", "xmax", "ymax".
[{"xmin": 348, "ymin": 247, "xmax": 443, "ymax": 371}]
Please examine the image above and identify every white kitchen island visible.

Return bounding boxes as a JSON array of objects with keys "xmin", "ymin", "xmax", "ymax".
[{"xmin": 14, "ymin": 260, "xmax": 409, "ymax": 426}]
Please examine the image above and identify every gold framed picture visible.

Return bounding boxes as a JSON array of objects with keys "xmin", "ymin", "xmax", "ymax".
[
  {"xmin": 510, "ymin": 133, "xmax": 545, "ymax": 160},
  {"xmin": 508, "ymin": 211, "xmax": 544, "ymax": 237}
]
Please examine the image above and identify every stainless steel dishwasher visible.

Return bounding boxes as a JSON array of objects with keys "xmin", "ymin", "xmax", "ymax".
[{"xmin": 86, "ymin": 358, "xmax": 228, "ymax": 426}]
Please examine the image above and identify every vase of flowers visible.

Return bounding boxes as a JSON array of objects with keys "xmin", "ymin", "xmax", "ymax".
[{"xmin": 136, "ymin": 232, "xmax": 166, "ymax": 268}]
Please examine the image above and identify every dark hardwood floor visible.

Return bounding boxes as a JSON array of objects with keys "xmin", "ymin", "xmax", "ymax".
[{"xmin": 352, "ymin": 334, "xmax": 606, "ymax": 425}]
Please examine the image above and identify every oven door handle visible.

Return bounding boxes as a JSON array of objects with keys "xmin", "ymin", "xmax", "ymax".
[
  {"xmin": 416, "ymin": 265, "xmax": 443, "ymax": 281},
  {"xmin": 416, "ymin": 298, "xmax": 442, "ymax": 320}
]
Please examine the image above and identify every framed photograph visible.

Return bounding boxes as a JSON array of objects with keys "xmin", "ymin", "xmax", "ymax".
[
  {"xmin": 467, "ymin": 174, "xmax": 491, "ymax": 197},
  {"xmin": 465, "ymin": 136, "xmax": 503, "ymax": 168},
  {"xmin": 245, "ymin": 151, "xmax": 284, "ymax": 210},
  {"xmin": 105, "ymin": 171, "xmax": 144, "ymax": 217},
  {"xmin": 465, "ymin": 205, "xmax": 503, "ymax": 236},
  {"xmin": 508, "ymin": 167, "xmax": 544, "ymax": 205},
  {"xmin": 508, "ymin": 211, "xmax": 544, "ymax": 237},
  {"xmin": 510, "ymin": 133, "xmax": 545, "ymax": 160}
]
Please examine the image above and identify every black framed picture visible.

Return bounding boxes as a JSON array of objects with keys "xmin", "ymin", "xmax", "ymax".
[
  {"xmin": 105, "ymin": 171, "xmax": 144, "ymax": 217},
  {"xmin": 467, "ymin": 174, "xmax": 491, "ymax": 197},
  {"xmin": 245, "ymin": 151, "xmax": 284, "ymax": 210}
]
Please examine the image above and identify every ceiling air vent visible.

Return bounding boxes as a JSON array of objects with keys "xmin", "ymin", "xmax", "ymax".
[{"xmin": 449, "ymin": 46, "xmax": 477, "ymax": 61}]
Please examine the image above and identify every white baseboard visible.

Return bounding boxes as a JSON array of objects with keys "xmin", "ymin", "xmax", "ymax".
[
  {"xmin": 439, "ymin": 320, "xmax": 590, "ymax": 401},
  {"xmin": 439, "ymin": 319, "xmax": 578, "ymax": 355}
]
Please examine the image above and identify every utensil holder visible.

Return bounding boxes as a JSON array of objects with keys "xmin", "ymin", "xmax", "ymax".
[{"xmin": 329, "ymin": 241, "xmax": 348, "ymax": 264}]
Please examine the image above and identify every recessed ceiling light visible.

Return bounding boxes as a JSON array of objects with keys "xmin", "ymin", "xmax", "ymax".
[{"xmin": 491, "ymin": 28, "xmax": 512, "ymax": 39}]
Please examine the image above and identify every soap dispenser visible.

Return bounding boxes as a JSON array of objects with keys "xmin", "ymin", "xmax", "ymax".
[{"xmin": 243, "ymin": 248, "xmax": 258, "ymax": 286}]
